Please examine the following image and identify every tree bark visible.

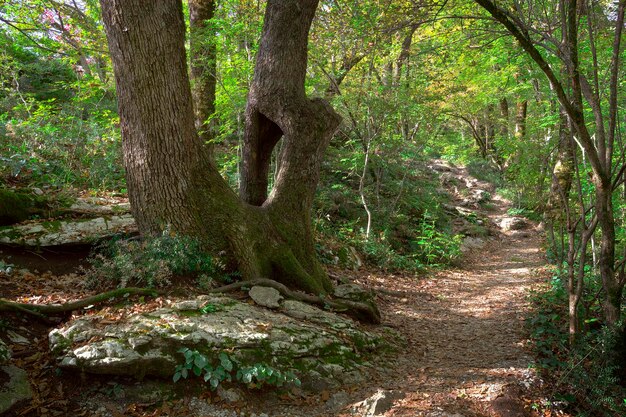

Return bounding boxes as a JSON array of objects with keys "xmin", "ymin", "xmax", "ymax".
[
  {"xmin": 100, "ymin": 0, "xmax": 342, "ymax": 297},
  {"xmin": 394, "ymin": 23, "xmax": 419, "ymax": 86},
  {"xmin": 547, "ymin": 106, "xmax": 574, "ymax": 217},
  {"xmin": 499, "ymin": 97, "xmax": 509, "ymax": 139},
  {"xmin": 239, "ymin": 0, "xmax": 340, "ymax": 208},
  {"xmin": 514, "ymin": 100, "xmax": 527, "ymax": 139},
  {"xmin": 189, "ymin": 0, "xmax": 217, "ymax": 153}
]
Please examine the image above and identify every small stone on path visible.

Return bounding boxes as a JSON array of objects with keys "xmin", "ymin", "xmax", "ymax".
[
  {"xmin": 352, "ymin": 389, "xmax": 405, "ymax": 416},
  {"xmin": 325, "ymin": 391, "xmax": 349, "ymax": 411},
  {"xmin": 249, "ymin": 285, "xmax": 282, "ymax": 308},
  {"xmin": 500, "ymin": 217, "xmax": 527, "ymax": 231}
]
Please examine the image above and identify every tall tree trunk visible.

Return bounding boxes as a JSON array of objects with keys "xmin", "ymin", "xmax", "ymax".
[
  {"xmin": 547, "ymin": 106, "xmax": 574, "ymax": 217},
  {"xmin": 499, "ymin": 97, "xmax": 509, "ymax": 139},
  {"xmin": 239, "ymin": 0, "xmax": 340, "ymax": 207},
  {"xmin": 514, "ymin": 100, "xmax": 527, "ymax": 139},
  {"xmin": 189, "ymin": 0, "xmax": 217, "ymax": 153},
  {"xmin": 598, "ymin": 186, "xmax": 620, "ymax": 322},
  {"xmin": 100, "ymin": 0, "xmax": 340, "ymax": 297},
  {"xmin": 394, "ymin": 23, "xmax": 419, "ymax": 86}
]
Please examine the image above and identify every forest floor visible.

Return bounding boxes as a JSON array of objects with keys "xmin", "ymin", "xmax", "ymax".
[{"xmin": 1, "ymin": 161, "xmax": 557, "ymax": 417}]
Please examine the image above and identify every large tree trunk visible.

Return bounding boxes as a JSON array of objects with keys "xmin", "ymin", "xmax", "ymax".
[
  {"xmin": 189, "ymin": 0, "xmax": 217, "ymax": 153},
  {"xmin": 240, "ymin": 0, "xmax": 340, "ymax": 208},
  {"xmin": 238, "ymin": 0, "xmax": 341, "ymax": 294},
  {"xmin": 597, "ymin": 185, "xmax": 620, "ymax": 323},
  {"xmin": 100, "ymin": 0, "xmax": 339, "ymax": 296}
]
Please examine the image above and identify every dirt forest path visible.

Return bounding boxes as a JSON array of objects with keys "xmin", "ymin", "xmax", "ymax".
[{"xmin": 346, "ymin": 163, "xmax": 549, "ymax": 417}]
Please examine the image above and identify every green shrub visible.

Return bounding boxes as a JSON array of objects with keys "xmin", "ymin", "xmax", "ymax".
[
  {"xmin": 360, "ymin": 239, "xmax": 422, "ymax": 272},
  {"xmin": 412, "ymin": 215, "xmax": 462, "ymax": 266},
  {"xmin": 84, "ymin": 233, "xmax": 226, "ymax": 288},
  {"xmin": 527, "ymin": 273, "xmax": 626, "ymax": 415}
]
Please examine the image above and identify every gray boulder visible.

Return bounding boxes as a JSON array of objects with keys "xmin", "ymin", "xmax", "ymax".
[
  {"xmin": 334, "ymin": 284, "xmax": 375, "ymax": 303},
  {"xmin": 460, "ymin": 237, "xmax": 486, "ymax": 253},
  {"xmin": 351, "ymin": 389, "xmax": 405, "ymax": 417}
]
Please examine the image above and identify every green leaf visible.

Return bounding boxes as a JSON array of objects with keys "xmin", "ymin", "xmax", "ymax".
[
  {"xmin": 194, "ymin": 354, "xmax": 208, "ymax": 369},
  {"xmin": 219, "ymin": 352, "xmax": 233, "ymax": 371},
  {"xmin": 173, "ymin": 372, "xmax": 181, "ymax": 383}
]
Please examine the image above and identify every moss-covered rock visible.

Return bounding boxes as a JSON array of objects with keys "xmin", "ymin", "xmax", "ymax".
[
  {"xmin": 0, "ymin": 188, "xmax": 49, "ymax": 226},
  {"xmin": 0, "ymin": 214, "xmax": 136, "ymax": 246},
  {"xmin": 49, "ymin": 295, "xmax": 384, "ymax": 388}
]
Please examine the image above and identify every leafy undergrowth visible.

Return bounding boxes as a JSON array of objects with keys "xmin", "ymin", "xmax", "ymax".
[
  {"xmin": 83, "ymin": 234, "xmax": 237, "ymax": 290},
  {"xmin": 526, "ymin": 272, "xmax": 626, "ymax": 416}
]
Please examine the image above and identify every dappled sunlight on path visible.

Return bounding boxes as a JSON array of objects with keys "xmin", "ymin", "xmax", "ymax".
[
  {"xmin": 340, "ymin": 162, "xmax": 550, "ymax": 417},
  {"xmin": 365, "ymin": 231, "xmax": 547, "ymax": 416}
]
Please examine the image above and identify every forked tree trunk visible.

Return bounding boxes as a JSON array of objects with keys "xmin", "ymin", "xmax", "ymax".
[
  {"xmin": 100, "ymin": 0, "xmax": 339, "ymax": 296},
  {"xmin": 238, "ymin": 0, "xmax": 341, "ymax": 294}
]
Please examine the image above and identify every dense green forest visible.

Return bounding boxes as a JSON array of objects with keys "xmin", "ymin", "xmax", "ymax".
[{"xmin": 1, "ymin": 0, "xmax": 626, "ymax": 416}]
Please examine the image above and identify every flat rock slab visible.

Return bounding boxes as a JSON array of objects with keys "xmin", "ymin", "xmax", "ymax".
[
  {"xmin": 69, "ymin": 197, "xmax": 131, "ymax": 216},
  {"xmin": 0, "ymin": 214, "xmax": 136, "ymax": 246},
  {"xmin": 49, "ymin": 295, "xmax": 382, "ymax": 383}
]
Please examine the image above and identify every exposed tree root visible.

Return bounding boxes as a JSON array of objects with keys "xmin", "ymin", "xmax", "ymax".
[
  {"xmin": 207, "ymin": 278, "xmax": 381, "ymax": 324},
  {"xmin": 0, "ymin": 280, "xmax": 380, "ymax": 324},
  {"xmin": 0, "ymin": 287, "xmax": 159, "ymax": 316}
]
